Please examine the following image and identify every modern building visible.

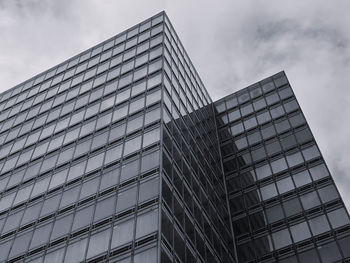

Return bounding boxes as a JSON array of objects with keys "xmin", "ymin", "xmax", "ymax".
[
  {"xmin": 0, "ymin": 11, "xmax": 348, "ymax": 263},
  {"xmin": 214, "ymin": 72, "xmax": 350, "ymax": 262}
]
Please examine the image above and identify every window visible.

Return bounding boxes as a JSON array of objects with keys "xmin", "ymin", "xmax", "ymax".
[
  {"xmin": 120, "ymin": 158, "xmax": 140, "ymax": 183},
  {"xmin": 2, "ymin": 210, "xmax": 24, "ymax": 234},
  {"xmin": 302, "ymin": 145, "xmax": 320, "ymax": 161},
  {"xmin": 308, "ymin": 214, "xmax": 330, "ymax": 235},
  {"xmin": 116, "ymin": 186, "xmax": 137, "ymax": 212},
  {"xmin": 244, "ymin": 116, "xmax": 257, "ymax": 130},
  {"xmin": 231, "ymin": 122, "xmax": 244, "ymax": 136},
  {"xmin": 327, "ymin": 208, "xmax": 350, "ymax": 229},
  {"xmin": 86, "ymin": 228, "xmax": 111, "ymax": 259},
  {"xmin": 111, "ymin": 218, "xmax": 135, "ymax": 248},
  {"xmin": 50, "ymin": 214, "xmax": 73, "ymax": 241},
  {"xmin": 272, "ymin": 229, "xmax": 292, "ymax": 249},
  {"xmin": 72, "ymin": 205, "xmax": 94, "ymax": 231},
  {"xmin": 241, "ymin": 104, "xmax": 253, "ymax": 116},
  {"xmin": 309, "ymin": 164, "xmax": 329, "ymax": 181},
  {"xmin": 286, "ymin": 152, "xmax": 303, "ymax": 167},
  {"xmin": 94, "ymin": 195, "xmax": 116, "ymax": 222},
  {"xmin": 65, "ymin": 238, "xmax": 88, "ymax": 262},
  {"xmin": 124, "ymin": 135, "xmax": 142, "ymax": 156},
  {"xmin": 126, "ymin": 115, "xmax": 143, "ymax": 134},
  {"xmin": 143, "ymin": 128, "xmax": 160, "ymax": 147},
  {"xmin": 318, "ymin": 185, "xmax": 339, "ymax": 203},
  {"xmin": 40, "ymin": 195, "xmax": 61, "ymax": 218},
  {"xmin": 141, "ymin": 151, "xmax": 159, "ymax": 172},
  {"xmin": 134, "ymin": 247, "xmax": 157, "ymax": 263},
  {"xmin": 290, "ymin": 222, "xmax": 311, "ymax": 242},
  {"xmin": 80, "ymin": 177, "xmax": 99, "ymax": 199},
  {"xmin": 283, "ymin": 197, "xmax": 302, "ymax": 217},
  {"xmin": 266, "ymin": 93, "xmax": 279, "ymax": 105},
  {"xmin": 292, "ymin": 170, "xmax": 311, "ymax": 187},
  {"xmin": 100, "ymin": 167, "xmax": 119, "ymax": 191},
  {"xmin": 129, "ymin": 97, "xmax": 145, "ymax": 114},
  {"xmin": 317, "ymin": 241, "xmax": 342, "ymax": 263},
  {"xmin": 59, "ymin": 186, "xmax": 80, "ymax": 209},
  {"xmin": 136, "ymin": 208, "xmax": 158, "ymax": 238},
  {"xmin": 300, "ymin": 191, "xmax": 320, "ymax": 210},
  {"xmin": 298, "ymin": 249, "xmax": 320, "ymax": 263},
  {"xmin": 21, "ymin": 202, "xmax": 42, "ymax": 225},
  {"xmin": 29, "ymin": 223, "xmax": 53, "ymax": 249},
  {"xmin": 44, "ymin": 247, "xmax": 65, "ymax": 263},
  {"xmin": 255, "ymin": 164, "xmax": 272, "ymax": 180},
  {"xmin": 261, "ymin": 125, "xmax": 275, "ymax": 139},
  {"xmin": 265, "ymin": 140, "xmax": 281, "ymax": 155},
  {"xmin": 9, "ymin": 231, "xmax": 32, "ymax": 258},
  {"xmin": 85, "ymin": 152, "xmax": 105, "ymax": 173},
  {"xmin": 277, "ymin": 176, "xmax": 294, "ymax": 194},
  {"xmin": 139, "ymin": 177, "xmax": 159, "ymax": 203},
  {"xmin": 271, "ymin": 157, "xmax": 287, "ymax": 174},
  {"xmin": 260, "ymin": 183, "xmax": 278, "ymax": 200},
  {"xmin": 265, "ymin": 204, "xmax": 284, "ymax": 223}
]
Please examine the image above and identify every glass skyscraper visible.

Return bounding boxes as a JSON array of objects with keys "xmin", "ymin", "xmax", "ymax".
[{"xmin": 0, "ymin": 11, "xmax": 348, "ymax": 263}]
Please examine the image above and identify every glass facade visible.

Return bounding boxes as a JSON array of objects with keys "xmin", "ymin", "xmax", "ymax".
[
  {"xmin": 0, "ymin": 11, "xmax": 349, "ymax": 263},
  {"xmin": 215, "ymin": 72, "xmax": 350, "ymax": 262}
]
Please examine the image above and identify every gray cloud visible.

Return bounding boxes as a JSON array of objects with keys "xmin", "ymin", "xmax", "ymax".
[{"xmin": 1, "ymin": 0, "xmax": 350, "ymax": 210}]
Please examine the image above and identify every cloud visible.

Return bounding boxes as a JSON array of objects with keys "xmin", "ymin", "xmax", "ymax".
[{"xmin": 0, "ymin": 0, "xmax": 350, "ymax": 211}]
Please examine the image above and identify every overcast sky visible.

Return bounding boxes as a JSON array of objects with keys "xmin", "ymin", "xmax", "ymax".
[{"xmin": 1, "ymin": 0, "xmax": 350, "ymax": 210}]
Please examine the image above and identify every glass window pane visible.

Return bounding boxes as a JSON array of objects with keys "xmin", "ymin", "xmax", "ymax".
[
  {"xmin": 80, "ymin": 177, "xmax": 99, "ymax": 199},
  {"xmin": 290, "ymin": 221, "xmax": 311, "ymax": 243},
  {"xmin": 283, "ymin": 197, "xmax": 302, "ymax": 217},
  {"xmin": 21, "ymin": 202, "xmax": 42, "ymax": 225},
  {"xmin": 50, "ymin": 214, "xmax": 73, "ymax": 241},
  {"xmin": 100, "ymin": 167, "xmax": 120, "ymax": 191},
  {"xmin": 9, "ymin": 231, "xmax": 33, "ymax": 258},
  {"xmin": 94, "ymin": 195, "xmax": 116, "ymax": 222},
  {"xmin": 265, "ymin": 204, "xmax": 284, "ymax": 223},
  {"xmin": 292, "ymin": 170, "xmax": 311, "ymax": 187},
  {"xmin": 30, "ymin": 223, "xmax": 53, "ymax": 249},
  {"xmin": 72, "ymin": 205, "xmax": 94, "ymax": 231},
  {"xmin": 65, "ymin": 238, "xmax": 88, "ymax": 262},
  {"xmin": 116, "ymin": 186, "xmax": 137, "ymax": 212},
  {"xmin": 87, "ymin": 228, "xmax": 111, "ymax": 259},
  {"xmin": 286, "ymin": 152, "xmax": 303, "ymax": 167},
  {"xmin": 271, "ymin": 157, "xmax": 287, "ymax": 174},
  {"xmin": 143, "ymin": 128, "xmax": 160, "ymax": 148},
  {"xmin": 86, "ymin": 152, "xmax": 105, "ymax": 173},
  {"xmin": 139, "ymin": 177, "xmax": 159, "ymax": 203},
  {"xmin": 134, "ymin": 247, "xmax": 157, "ymax": 263},
  {"xmin": 272, "ymin": 229, "xmax": 292, "ymax": 250},
  {"xmin": 339, "ymin": 235, "xmax": 350, "ymax": 257},
  {"xmin": 111, "ymin": 218, "xmax": 135, "ymax": 248},
  {"xmin": 260, "ymin": 183, "xmax": 278, "ymax": 200},
  {"xmin": 317, "ymin": 241, "xmax": 342, "ymax": 263},
  {"xmin": 255, "ymin": 164, "xmax": 272, "ymax": 180},
  {"xmin": 123, "ymin": 135, "xmax": 141, "ymax": 156},
  {"xmin": 120, "ymin": 158, "xmax": 139, "ymax": 183},
  {"xmin": 277, "ymin": 177, "xmax": 294, "ymax": 194},
  {"xmin": 300, "ymin": 191, "xmax": 321, "ymax": 210},
  {"xmin": 40, "ymin": 194, "xmax": 61, "ymax": 217},
  {"xmin": 43, "ymin": 247, "xmax": 65, "ymax": 263},
  {"xmin": 298, "ymin": 249, "xmax": 320, "ymax": 263},
  {"xmin": 309, "ymin": 164, "xmax": 329, "ymax": 181},
  {"xmin": 136, "ymin": 208, "xmax": 158, "ymax": 238},
  {"xmin": 318, "ymin": 185, "xmax": 339, "ymax": 203},
  {"xmin": 308, "ymin": 214, "xmax": 330, "ymax": 236},
  {"xmin": 327, "ymin": 208, "xmax": 350, "ymax": 229}
]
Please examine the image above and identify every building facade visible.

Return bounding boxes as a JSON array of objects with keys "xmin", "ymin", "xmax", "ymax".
[
  {"xmin": 215, "ymin": 72, "xmax": 350, "ymax": 262},
  {"xmin": 0, "ymin": 11, "xmax": 348, "ymax": 263}
]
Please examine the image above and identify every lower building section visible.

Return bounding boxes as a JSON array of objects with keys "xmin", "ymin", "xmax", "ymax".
[{"xmin": 214, "ymin": 71, "xmax": 350, "ymax": 262}]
